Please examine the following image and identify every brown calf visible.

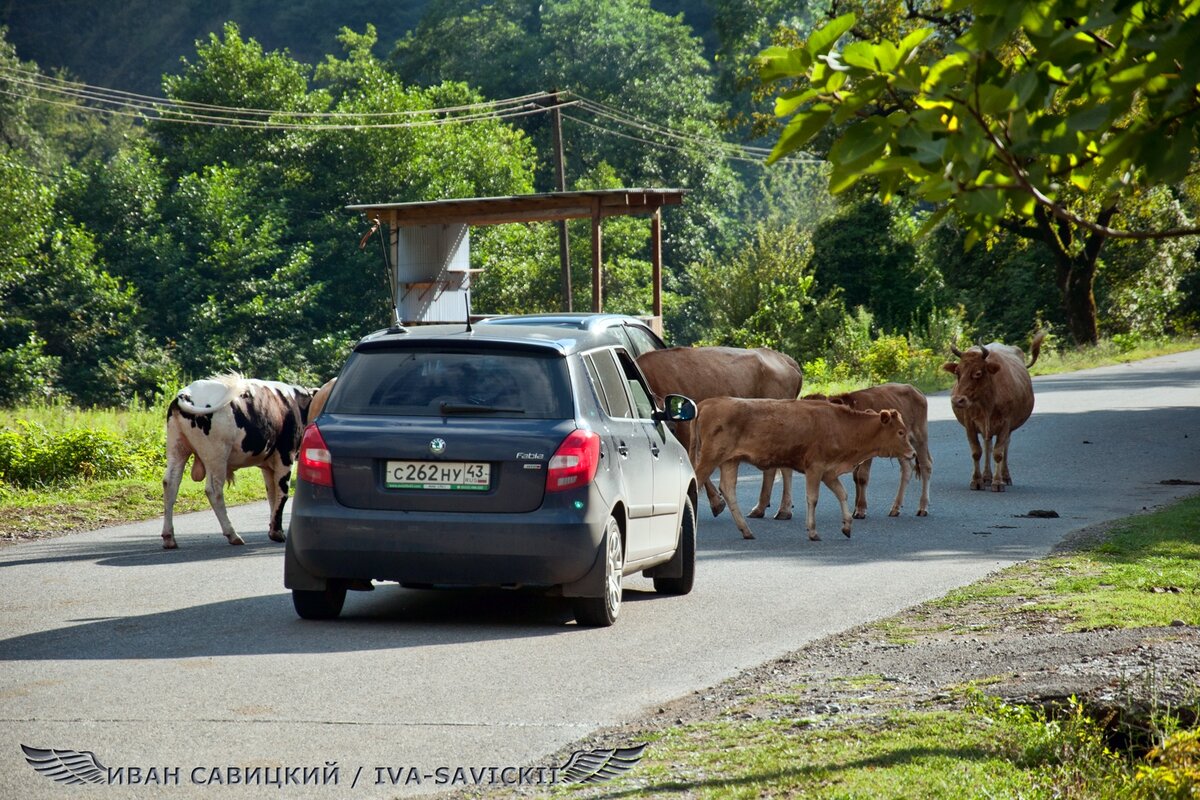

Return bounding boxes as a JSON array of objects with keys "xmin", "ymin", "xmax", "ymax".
[
  {"xmin": 692, "ymin": 398, "xmax": 914, "ymax": 541},
  {"xmin": 806, "ymin": 383, "xmax": 931, "ymax": 518},
  {"xmin": 637, "ymin": 346, "xmax": 803, "ymax": 521}
]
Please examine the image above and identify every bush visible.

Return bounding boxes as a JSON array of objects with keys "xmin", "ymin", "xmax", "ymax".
[
  {"xmin": 0, "ymin": 335, "xmax": 60, "ymax": 407},
  {"xmin": 0, "ymin": 421, "xmax": 151, "ymax": 488}
]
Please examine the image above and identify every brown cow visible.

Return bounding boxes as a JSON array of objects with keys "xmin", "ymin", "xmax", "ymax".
[
  {"xmin": 692, "ymin": 398, "xmax": 914, "ymax": 541},
  {"xmin": 806, "ymin": 383, "xmax": 931, "ymax": 518},
  {"xmin": 942, "ymin": 331, "xmax": 1046, "ymax": 492},
  {"xmin": 637, "ymin": 346, "xmax": 803, "ymax": 520}
]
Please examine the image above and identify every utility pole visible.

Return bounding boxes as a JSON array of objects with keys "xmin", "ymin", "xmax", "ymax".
[{"xmin": 548, "ymin": 89, "xmax": 572, "ymax": 311}]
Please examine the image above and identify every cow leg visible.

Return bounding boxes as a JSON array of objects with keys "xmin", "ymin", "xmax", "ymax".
[
  {"xmin": 161, "ymin": 422, "xmax": 192, "ymax": 550},
  {"xmin": 981, "ymin": 426, "xmax": 996, "ymax": 488},
  {"xmin": 965, "ymin": 420, "xmax": 984, "ymax": 490},
  {"xmin": 693, "ymin": 450, "xmax": 726, "ymax": 518},
  {"xmin": 887, "ymin": 456, "xmax": 914, "ymax": 518},
  {"xmin": 268, "ymin": 462, "xmax": 291, "ymax": 544},
  {"xmin": 991, "ymin": 425, "xmax": 1013, "ymax": 492},
  {"xmin": 265, "ymin": 461, "xmax": 291, "ymax": 542},
  {"xmin": 774, "ymin": 468, "xmax": 793, "ymax": 521},
  {"xmin": 748, "ymin": 468, "xmax": 774, "ymax": 518},
  {"xmin": 852, "ymin": 459, "xmax": 873, "ymax": 519},
  {"xmin": 823, "ymin": 473, "xmax": 853, "ymax": 537},
  {"xmin": 203, "ymin": 456, "xmax": 243, "ymax": 545},
  {"xmin": 804, "ymin": 471, "xmax": 822, "ymax": 541},
  {"xmin": 719, "ymin": 461, "xmax": 755, "ymax": 540},
  {"xmin": 915, "ymin": 443, "xmax": 932, "ymax": 517}
]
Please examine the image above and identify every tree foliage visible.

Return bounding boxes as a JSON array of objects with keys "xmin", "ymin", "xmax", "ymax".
[{"xmin": 758, "ymin": 0, "xmax": 1200, "ymax": 343}]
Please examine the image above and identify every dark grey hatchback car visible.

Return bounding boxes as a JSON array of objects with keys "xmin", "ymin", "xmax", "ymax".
[{"xmin": 285, "ymin": 322, "xmax": 699, "ymax": 626}]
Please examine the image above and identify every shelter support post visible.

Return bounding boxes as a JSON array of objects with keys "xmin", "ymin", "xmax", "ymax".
[
  {"xmin": 591, "ymin": 204, "xmax": 603, "ymax": 313},
  {"xmin": 651, "ymin": 209, "xmax": 662, "ymax": 320}
]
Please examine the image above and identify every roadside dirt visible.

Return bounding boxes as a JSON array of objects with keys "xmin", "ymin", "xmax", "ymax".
[{"xmin": 530, "ymin": 520, "xmax": 1200, "ymax": 789}]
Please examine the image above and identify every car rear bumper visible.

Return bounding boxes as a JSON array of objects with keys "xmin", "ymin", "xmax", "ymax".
[{"xmin": 286, "ymin": 483, "xmax": 608, "ymax": 588}]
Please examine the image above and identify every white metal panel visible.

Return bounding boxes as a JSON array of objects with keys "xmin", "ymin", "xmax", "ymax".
[{"xmin": 392, "ymin": 224, "xmax": 472, "ymax": 323}]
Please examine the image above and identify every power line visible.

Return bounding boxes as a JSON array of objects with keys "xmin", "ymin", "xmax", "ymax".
[
  {"xmin": 1, "ymin": 66, "xmax": 825, "ymax": 164},
  {"xmin": 0, "ymin": 63, "xmax": 551, "ymax": 118}
]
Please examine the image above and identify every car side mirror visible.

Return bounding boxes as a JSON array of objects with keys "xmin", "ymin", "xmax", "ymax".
[{"xmin": 653, "ymin": 394, "xmax": 697, "ymax": 422}]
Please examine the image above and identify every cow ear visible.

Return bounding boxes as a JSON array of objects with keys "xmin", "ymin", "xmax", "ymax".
[
  {"xmin": 941, "ymin": 362, "xmax": 958, "ymax": 375},
  {"xmin": 879, "ymin": 409, "xmax": 893, "ymax": 424},
  {"xmin": 986, "ymin": 361, "xmax": 1002, "ymax": 374}
]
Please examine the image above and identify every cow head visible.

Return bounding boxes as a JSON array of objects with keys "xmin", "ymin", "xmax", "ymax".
[
  {"xmin": 875, "ymin": 409, "xmax": 916, "ymax": 460},
  {"xmin": 943, "ymin": 345, "xmax": 1002, "ymax": 410}
]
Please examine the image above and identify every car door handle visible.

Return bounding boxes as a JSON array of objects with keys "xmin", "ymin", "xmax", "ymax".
[
  {"xmin": 617, "ymin": 441, "xmax": 629, "ymax": 456},
  {"xmin": 650, "ymin": 444, "xmax": 660, "ymax": 457}
]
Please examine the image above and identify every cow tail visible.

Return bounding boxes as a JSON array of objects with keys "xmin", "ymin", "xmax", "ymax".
[
  {"xmin": 1026, "ymin": 330, "xmax": 1047, "ymax": 369},
  {"xmin": 690, "ymin": 406, "xmax": 702, "ymax": 469}
]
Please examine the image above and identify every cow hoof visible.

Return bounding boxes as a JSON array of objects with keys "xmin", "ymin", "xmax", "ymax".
[
  {"xmin": 841, "ymin": 526, "xmax": 852, "ymax": 538},
  {"xmin": 854, "ymin": 511, "xmax": 867, "ymax": 520},
  {"xmin": 773, "ymin": 510, "xmax": 792, "ymax": 521},
  {"xmin": 739, "ymin": 530, "xmax": 756, "ymax": 540},
  {"xmin": 269, "ymin": 530, "xmax": 286, "ymax": 543},
  {"xmin": 808, "ymin": 532, "xmax": 821, "ymax": 541},
  {"xmin": 226, "ymin": 534, "xmax": 245, "ymax": 546},
  {"xmin": 162, "ymin": 536, "xmax": 178, "ymax": 550},
  {"xmin": 970, "ymin": 481, "xmax": 982, "ymax": 491},
  {"xmin": 917, "ymin": 509, "xmax": 929, "ymax": 517},
  {"xmin": 992, "ymin": 484, "xmax": 1006, "ymax": 493},
  {"xmin": 888, "ymin": 509, "xmax": 900, "ymax": 518},
  {"xmin": 747, "ymin": 508, "xmax": 765, "ymax": 519},
  {"xmin": 712, "ymin": 499, "xmax": 726, "ymax": 517}
]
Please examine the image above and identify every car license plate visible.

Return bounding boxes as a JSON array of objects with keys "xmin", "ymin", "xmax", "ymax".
[{"xmin": 386, "ymin": 460, "xmax": 490, "ymax": 491}]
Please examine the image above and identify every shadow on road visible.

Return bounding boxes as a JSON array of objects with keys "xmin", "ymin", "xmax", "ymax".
[{"xmin": 0, "ymin": 584, "xmax": 596, "ymax": 661}]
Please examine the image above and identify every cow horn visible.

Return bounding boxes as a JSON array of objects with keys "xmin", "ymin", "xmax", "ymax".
[
  {"xmin": 980, "ymin": 344, "xmax": 990, "ymax": 360},
  {"xmin": 950, "ymin": 344, "xmax": 963, "ymax": 358}
]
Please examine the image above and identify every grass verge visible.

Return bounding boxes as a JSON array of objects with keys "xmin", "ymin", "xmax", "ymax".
[{"xmin": 539, "ymin": 496, "xmax": 1200, "ymax": 800}]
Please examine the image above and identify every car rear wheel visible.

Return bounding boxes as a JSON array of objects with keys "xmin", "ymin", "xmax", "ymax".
[
  {"xmin": 654, "ymin": 496, "xmax": 696, "ymax": 596},
  {"xmin": 573, "ymin": 517, "xmax": 623, "ymax": 627},
  {"xmin": 292, "ymin": 584, "xmax": 347, "ymax": 620}
]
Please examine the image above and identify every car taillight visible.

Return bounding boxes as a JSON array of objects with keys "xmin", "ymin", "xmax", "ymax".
[
  {"xmin": 546, "ymin": 429, "xmax": 600, "ymax": 493},
  {"xmin": 297, "ymin": 423, "xmax": 333, "ymax": 488}
]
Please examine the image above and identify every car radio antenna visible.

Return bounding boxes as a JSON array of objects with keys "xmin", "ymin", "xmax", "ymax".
[
  {"xmin": 464, "ymin": 284, "xmax": 473, "ymax": 333},
  {"xmin": 359, "ymin": 216, "xmax": 406, "ymax": 333}
]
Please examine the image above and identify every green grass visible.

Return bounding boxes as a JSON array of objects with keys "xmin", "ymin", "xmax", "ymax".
[
  {"xmin": 551, "ymin": 496, "xmax": 1200, "ymax": 800},
  {"xmin": 928, "ymin": 497, "xmax": 1200, "ymax": 631},
  {"xmin": 0, "ymin": 402, "xmax": 267, "ymax": 540},
  {"xmin": 566, "ymin": 703, "xmax": 1129, "ymax": 799}
]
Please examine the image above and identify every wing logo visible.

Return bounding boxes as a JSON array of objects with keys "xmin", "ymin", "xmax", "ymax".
[
  {"xmin": 557, "ymin": 743, "xmax": 647, "ymax": 785},
  {"xmin": 21, "ymin": 745, "xmax": 108, "ymax": 785}
]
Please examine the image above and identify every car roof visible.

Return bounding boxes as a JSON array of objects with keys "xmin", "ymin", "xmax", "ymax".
[
  {"xmin": 353, "ymin": 323, "xmax": 625, "ymax": 357},
  {"xmin": 476, "ymin": 313, "xmax": 653, "ymax": 332}
]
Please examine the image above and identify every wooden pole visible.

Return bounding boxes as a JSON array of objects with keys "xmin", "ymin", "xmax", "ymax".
[
  {"xmin": 591, "ymin": 202, "xmax": 603, "ymax": 313},
  {"xmin": 651, "ymin": 208, "xmax": 662, "ymax": 321},
  {"xmin": 549, "ymin": 90, "xmax": 572, "ymax": 311}
]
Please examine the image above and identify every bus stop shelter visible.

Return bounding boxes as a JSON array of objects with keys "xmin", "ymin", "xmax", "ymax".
[{"xmin": 346, "ymin": 188, "xmax": 686, "ymax": 333}]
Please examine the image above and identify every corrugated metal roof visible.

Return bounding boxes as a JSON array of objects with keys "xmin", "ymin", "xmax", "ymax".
[{"xmin": 346, "ymin": 188, "xmax": 686, "ymax": 226}]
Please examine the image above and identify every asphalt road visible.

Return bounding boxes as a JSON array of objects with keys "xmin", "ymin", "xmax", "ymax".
[{"xmin": 2, "ymin": 350, "xmax": 1199, "ymax": 798}]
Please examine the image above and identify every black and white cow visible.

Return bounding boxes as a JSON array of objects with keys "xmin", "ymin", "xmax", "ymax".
[{"xmin": 161, "ymin": 374, "xmax": 324, "ymax": 549}]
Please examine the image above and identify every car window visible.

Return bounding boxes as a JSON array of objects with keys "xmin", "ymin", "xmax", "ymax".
[
  {"xmin": 616, "ymin": 350, "xmax": 657, "ymax": 419},
  {"xmin": 330, "ymin": 349, "xmax": 572, "ymax": 419},
  {"xmin": 622, "ymin": 324, "xmax": 663, "ymax": 358},
  {"xmin": 584, "ymin": 349, "xmax": 634, "ymax": 419}
]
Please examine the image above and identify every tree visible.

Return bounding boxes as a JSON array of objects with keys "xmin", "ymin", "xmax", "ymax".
[{"xmin": 758, "ymin": 0, "xmax": 1200, "ymax": 344}]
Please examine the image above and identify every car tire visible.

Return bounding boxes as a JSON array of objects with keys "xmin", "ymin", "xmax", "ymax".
[
  {"xmin": 573, "ymin": 517, "xmax": 623, "ymax": 627},
  {"xmin": 292, "ymin": 584, "xmax": 347, "ymax": 620},
  {"xmin": 654, "ymin": 496, "xmax": 696, "ymax": 596}
]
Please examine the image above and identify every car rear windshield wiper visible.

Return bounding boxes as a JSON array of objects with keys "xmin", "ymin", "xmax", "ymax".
[{"xmin": 438, "ymin": 402, "xmax": 526, "ymax": 415}]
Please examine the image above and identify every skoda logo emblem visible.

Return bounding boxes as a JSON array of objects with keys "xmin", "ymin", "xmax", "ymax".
[{"xmin": 429, "ymin": 438, "xmax": 447, "ymax": 455}]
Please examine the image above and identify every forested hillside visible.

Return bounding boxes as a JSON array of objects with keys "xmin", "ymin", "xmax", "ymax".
[
  {"xmin": 0, "ymin": 0, "xmax": 717, "ymax": 97},
  {"xmin": 1, "ymin": 0, "xmax": 1197, "ymax": 410}
]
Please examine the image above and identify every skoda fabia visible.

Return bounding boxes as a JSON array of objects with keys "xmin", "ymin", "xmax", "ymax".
[{"xmin": 285, "ymin": 322, "xmax": 698, "ymax": 626}]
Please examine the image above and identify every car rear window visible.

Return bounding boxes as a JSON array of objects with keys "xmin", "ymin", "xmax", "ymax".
[{"xmin": 329, "ymin": 349, "xmax": 573, "ymax": 419}]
